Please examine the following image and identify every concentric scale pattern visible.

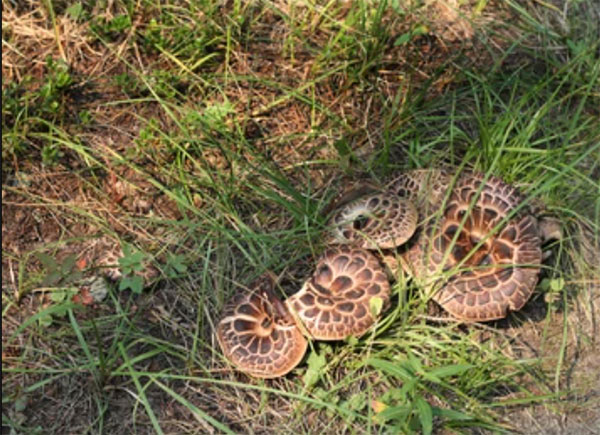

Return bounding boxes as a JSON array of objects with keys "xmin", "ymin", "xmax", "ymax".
[
  {"xmin": 285, "ymin": 246, "xmax": 390, "ymax": 340},
  {"xmin": 216, "ymin": 275, "xmax": 307, "ymax": 378},
  {"xmin": 382, "ymin": 171, "xmax": 542, "ymax": 321},
  {"xmin": 427, "ymin": 173, "xmax": 542, "ymax": 320},
  {"xmin": 330, "ymin": 193, "xmax": 418, "ymax": 249}
]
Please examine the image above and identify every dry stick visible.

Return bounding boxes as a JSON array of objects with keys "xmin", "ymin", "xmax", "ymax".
[{"xmin": 44, "ymin": 0, "xmax": 67, "ymax": 62}]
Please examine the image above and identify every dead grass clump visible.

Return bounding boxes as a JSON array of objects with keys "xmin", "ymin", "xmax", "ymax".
[{"xmin": 2, "ymin": 4, "xmax": 108, "ymax": 84}]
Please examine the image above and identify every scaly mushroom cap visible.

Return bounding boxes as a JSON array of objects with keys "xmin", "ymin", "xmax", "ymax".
[
  {"xmin": 217, "ymin": 275, "xmax": 307, "ymax": 378},
  {"xmin": 431, "ymin": 173, "xmax": 542, "ymax": 321},
  {"xmin": 286, "ymin": 246, "xmax": 390, "ymax": 340},
  {"xmin": 330, "ymin": 192, "xmax": 418, "ymax": 250},
  {"xmin": 387, "ymin": 168, "xmax": 451, "ymax": 208},
  {"xmin": 398, "ymin": 172, "xmax": 542, "ymax": 322}
]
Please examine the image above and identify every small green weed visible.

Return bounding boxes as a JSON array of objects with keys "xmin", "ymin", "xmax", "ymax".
[
  {"xmin": 38, "ymin": 57, "xmax": 72, "ymax": 113},
  {"xmin": 90, "ymin": 14, "xmax": 132, "ymax": 41},
  {"xmin": 35, "ymin": 253, "xmax": 82, "ymax": 289},
  {"xmin": 113, "ymin": 72, "xmax": 143, "ymax": 96},
  {"xmin": 393, "ymin": 24, "xmax": 428, "ymax": 46},
  {"xmin": 117, "ymin": 244, "xmax": 148, "ymax": 294},
  {"xmin": 32, "ymin": 252, "xmax": 82, "ymax": 326},
  {"xmin": 2, "ymin": 57, "xmax": 74, "ymax": 166},
  {"xmin": 303, "ymin": 349, "xmax": 328, "ymax": 390},
  {"xmin": 65, "ymin": 2, "xmax": 84, "ymax": 21},
  {"xmin": 164, "ymin": 253, "xmax": 188, "ymax": 279},
  {"xmin": 369, "ymin": 356, "xmax": 479, "ymax": 434},
  {"xmin": 1, "ymin": 57, "xmax": 72, "ymax": 124},
  {"xmin": 37, "ymin": 288, "xmax": 78, "ymax": 327}
]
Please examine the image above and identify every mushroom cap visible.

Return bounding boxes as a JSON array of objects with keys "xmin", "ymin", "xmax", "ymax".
[
  {"xmin": 405, "ymin": 172, "xmax": 543, "ymax": 322},
  {"xmin": 286, "ymin": 246, "xmax": 390, "ymax": 340},
  {"xmin": 216, "ymin": 275, "xmax": 307, "ymax": 378},
  {"xmin": 330, "ymin": 192, "xmax": 418, "ymax": 250}
]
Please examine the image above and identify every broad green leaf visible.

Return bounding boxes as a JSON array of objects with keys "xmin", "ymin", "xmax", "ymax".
[
  {"xmin": 65, "ymin": 270, "xmax": 83, "ymax": 284},
  {"xmin": 367, "ymin": 358, "xmax": 414, "ymax": 381},
  {"xmin": 38, "ymin": 314, "xmax": 54, "ymax": 328},
  {"xmin": 14, "ymin": 395, "xmax": 28, "ymax": 412},
  {"xmin": 345, "ymin": 393, "xmax": 366, "ymax": 411},
  {"xmin": 369, "ymin": 296, "xmax": 383, "ymax": 317},
  {"xmin": 550, "ymin": 277, "xmax": 565, "ymax": 291},
  {"xmin": 41, "ymin": 270, "xmax": 62, "ymax": 287},
  {"xmin": 167, "ymin": 254, "xmax": 188, "ymax": 275},
  {"xmin": 398, "ymin": 377, "xmax": 418, "ymax": 398},
  {"xmin": 333, "ymin": 138, "xmax": 352, "ymax": 157},
  {"xmin": 119, "ymin": 275, "xmax": 144, "ymax": 294},
  {"xmin": 119, "ymin": 249, "xmax": 146, "ymax": 274},
  {"xmin": 415, "ymin": 397, "xmax": 433, "ymax": 435},
  {"xmin": 378, "ymin": 404, "xmax": 411, "ymax": 422},
  {"xmin": 428, "ymin": 364, "xmax": 474, "ymax": 379},
  {"xmin": 61, "ymin": 254, "xmax": 77, "ymax": 274},
  {"xmin": 66, "ymin": 2, "xmax": 83, "ymax": 20},
  {"xmin": 52, "ymin": 304, "xmax": 69, "ymax": 318},
  {"xmin": 36, "ymin": 252, "xmax": 57, "ymax": 270},
  {"xmin": 345, "ymin": 335, "xmax": 359, "ymax": 346},
  {"xmin": 303, "ymin": 350, "xmax": 326, "ymax": 389},
  {"xmin": 394, "ymin": 32, "xmax": 412, "ymax": 46},
  {"xmin": 49, "ymin": 290, "xmax": 67, "ymax": 303},
  {"xmin": 412, "ymin": 25, "xmax": 429, "ymax": 36},
  {"xmin": 394, "ymin": 25, "xmax": 428, "ymax": 46},
  {"xmin": 407, "ymin": 353, "xmax": 424, "ymax": 375}
]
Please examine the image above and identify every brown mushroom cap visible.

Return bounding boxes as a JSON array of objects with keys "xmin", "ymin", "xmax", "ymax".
[
  {"xmin": 330, "ymin": 192, "xmax": 418, "ymax": 250},
  {"xmin": 403, "ymin": 172, "xmax": 543, "ymax": 322},
  {"xmin": 216, "ymin": 275, "xmax": 307, "ymax": 378},
  {"xmin": 286, "ymin": 246, "xmax": 390, "ymax": 340}
]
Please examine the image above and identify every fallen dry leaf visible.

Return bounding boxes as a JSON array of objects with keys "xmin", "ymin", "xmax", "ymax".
[
  {"xmin": 72, "ymin": 289, "xmax": 94, "ymax": 306},
  {"xmin": 371, "ymin": 400, "xmax": 387, "ymax": 414}
]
